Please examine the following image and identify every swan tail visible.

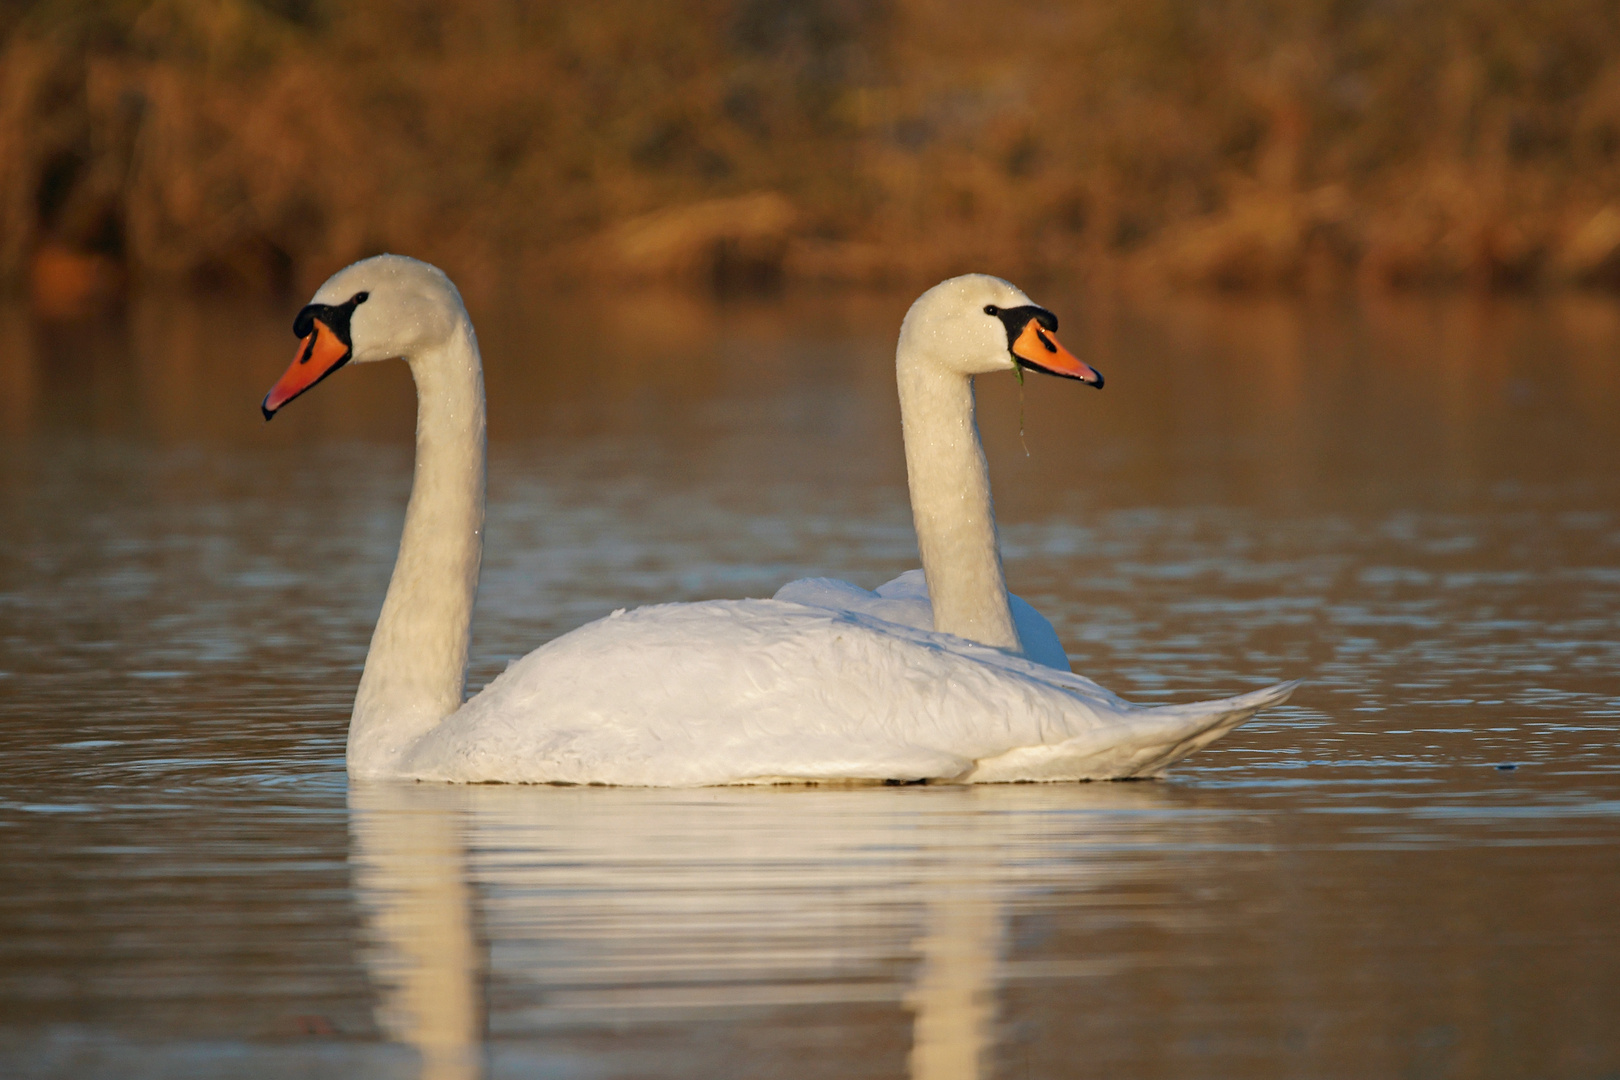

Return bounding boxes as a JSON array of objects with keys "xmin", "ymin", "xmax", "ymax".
[
  {"xmin": 961, "ymin": 680, "xmax": 1300, "ymax": 783},
  {"xmin": 1128, "ymin": 679, "xmax": 1301, "ymax": 775}
]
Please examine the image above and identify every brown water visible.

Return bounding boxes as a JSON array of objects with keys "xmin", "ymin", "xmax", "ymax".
[{"xmin": 0, "ymin": 286, "xmax": 1617, "ymax": 1079}]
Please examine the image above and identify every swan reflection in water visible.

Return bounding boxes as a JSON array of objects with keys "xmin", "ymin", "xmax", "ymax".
[
  {"xmin": 349, "ymin": 780, "xmax": 1193, "ymax": 1079},
  {"xmin": 349, "ymin": 784, "xmax": 484, "ymax": 1080}
]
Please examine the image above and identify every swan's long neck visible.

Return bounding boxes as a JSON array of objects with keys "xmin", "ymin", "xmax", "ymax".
[
  {"xmin": 897, "ymin": 349, "xmax": 1023, "ymax": 655},
  {"xmin": 348, "ymin": 319, "xmax": 486, "ymax": 777}
]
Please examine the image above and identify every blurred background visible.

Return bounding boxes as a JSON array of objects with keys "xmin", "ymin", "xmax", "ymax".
[{"xmin": 8, "ymin": 0, "xmax": 1620, "ymax": 311}]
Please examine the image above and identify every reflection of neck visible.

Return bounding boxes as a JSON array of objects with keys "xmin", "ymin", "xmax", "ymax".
[
  {"xmin": 348, "ymin": 320, "xmax": 486, "ymax": 777},
  {"xmin": 897, "ymin": 349, "xmax": 1022, "ymax": 653},
  {"xmin": 350, "ymin": 782, "xmax": 484, "ymax": 1080},
  {"xmin": 905, "ymin": 829, "xmax": 1004, "ymax": 1080}
]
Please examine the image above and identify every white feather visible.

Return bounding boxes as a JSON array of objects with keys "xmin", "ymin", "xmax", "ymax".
[{"xmin": 277, "ymin": 256, "xmax": 1297, "ymax": 786}]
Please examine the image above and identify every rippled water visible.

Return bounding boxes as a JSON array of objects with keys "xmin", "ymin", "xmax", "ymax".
[{"xmin": 1, "ymin": 287, "xmax": 1617, "ymax": 1078}]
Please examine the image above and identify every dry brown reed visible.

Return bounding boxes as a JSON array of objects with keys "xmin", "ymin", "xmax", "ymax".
[{"xmin": 6, "ymin": 0, "xmax": 1620, "ymax": 305}]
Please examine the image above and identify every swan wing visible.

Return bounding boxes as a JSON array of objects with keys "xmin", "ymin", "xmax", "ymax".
[
  {"xmin": 1005, "ymin": 592, "xmax": 1070, "ymax": 671},
  {"xmin": 773, "ymin": 573, "xmax": 935, "ymax": 632},
  {"xmin": 397, "ymin": 600, "xmax": 1294, "ymax": 786},
  {"xmin": 780, "ymin": 569, "xmax": 1072, "ymax": 671}
]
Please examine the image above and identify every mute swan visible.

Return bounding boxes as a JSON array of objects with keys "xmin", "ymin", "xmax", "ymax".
[{"xmin": 263, "ymin": 254, "xmax": 1296, "ymax": 784}]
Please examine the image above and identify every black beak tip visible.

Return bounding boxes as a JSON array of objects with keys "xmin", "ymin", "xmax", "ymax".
[
  {"xmin": 1091, "ymin": 371, "xmax": 1105, "ymax": 389},
  {"xmin": 261, "ymin": 400, "xmax": 277, "ymax": 421}
]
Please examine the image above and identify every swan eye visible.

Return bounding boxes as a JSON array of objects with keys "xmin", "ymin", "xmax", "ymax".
[
  {"xmin": 984, "ymin": 305, "xmax": 999, "ymax": 316},
  {"xmin": 352, "ymin": 292, "xmax": 370, "ymax": 305}
]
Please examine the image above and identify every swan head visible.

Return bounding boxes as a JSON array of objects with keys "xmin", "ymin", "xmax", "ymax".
[
  {"xmin": 899, "ymin": 273, "xmax": 1102, "ymax": 387},
  {"xmin": 262, "ymin": 254, "xmax": 466, "ymax": 419}
]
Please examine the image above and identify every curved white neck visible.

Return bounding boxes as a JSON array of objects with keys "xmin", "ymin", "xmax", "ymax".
[
  {"xmin": 348, "ymin": 319, "xmax": 486, "ymax": 777},
  {"xmin": 897, "ymin": 347, "xmax": 1023, "ymax": 655}
]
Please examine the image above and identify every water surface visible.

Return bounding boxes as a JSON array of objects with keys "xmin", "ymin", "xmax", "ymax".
[{"xmin": 1, "ymin": 287, "xmax": 1617, "ymax": 1078}]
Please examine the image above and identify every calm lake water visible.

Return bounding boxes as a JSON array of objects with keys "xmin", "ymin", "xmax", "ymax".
[{"xmin": 0, "ymin": 284, "xmax": 1617, "ymax": 1079}]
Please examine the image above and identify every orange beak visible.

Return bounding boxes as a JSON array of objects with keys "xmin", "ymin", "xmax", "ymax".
[
  {"xmin": 262, "ymin": 318, "xmax": 351, "ymax": 419},
  {"xmin": 1011, "ymin": 319, "xmax": 1103, "ymax": 387}
]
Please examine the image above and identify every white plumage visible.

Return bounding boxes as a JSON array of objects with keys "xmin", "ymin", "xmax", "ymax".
[
  {"xmin": 409, "ymin": 575, "xmax": 1294, "ymax": 784},
  {"xmin": 263, "ymin": 255, "xmax": 1296, "ymax": 786}
]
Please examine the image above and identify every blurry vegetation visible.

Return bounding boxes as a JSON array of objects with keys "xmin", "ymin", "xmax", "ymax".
[{"xmin": 7, "ymin": 0, "xmax": 1620, "ymax": 306}]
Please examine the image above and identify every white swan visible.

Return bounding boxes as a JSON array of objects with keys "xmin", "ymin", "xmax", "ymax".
[{"xmin": 263, "ymin": 254, "xmax": 1296, "ymax": 785}]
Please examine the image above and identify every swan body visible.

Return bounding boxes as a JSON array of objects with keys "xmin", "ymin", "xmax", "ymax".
[
  {"xmin": 407, "ymin": 575, "xmax": 1294, "ymax": 785},
  {"xmin": 263, "ymin": 255, "xmax": 1296, "ymax": 785}
]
